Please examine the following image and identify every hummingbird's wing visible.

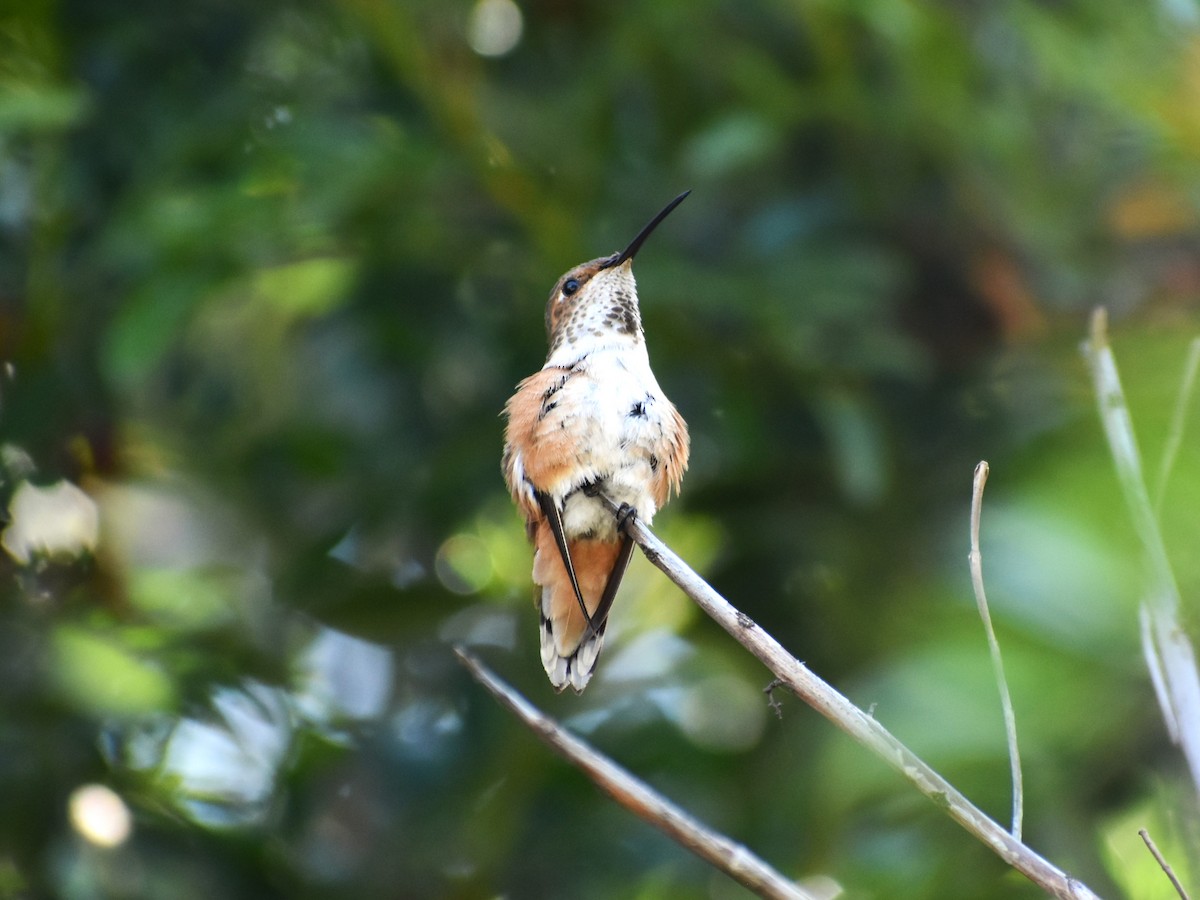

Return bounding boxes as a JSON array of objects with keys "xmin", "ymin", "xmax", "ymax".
[
  {"xmin": 536, "ymin": 490, "xmax": 598, "ymax": 637},
  {"xmin": 503, "ymin": 368, "xmax": 600, "ymax": 636},
  {"xmin": 590, "ymin": 534, "xmax": 634, "ymax": 631},
  {"xmin": 532, "ymin": 527, "xmax": 624, "ymax": 692}
]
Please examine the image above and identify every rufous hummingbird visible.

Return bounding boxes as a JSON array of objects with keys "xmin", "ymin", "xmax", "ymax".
[{"xmin": 502, "ymin": 191, "xmax": 691, "ymax": 693}]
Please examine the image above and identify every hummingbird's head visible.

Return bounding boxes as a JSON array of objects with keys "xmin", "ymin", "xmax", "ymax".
[{"xmin": 544, "ymin": 191, "xmax": 689, "ymax": 357}]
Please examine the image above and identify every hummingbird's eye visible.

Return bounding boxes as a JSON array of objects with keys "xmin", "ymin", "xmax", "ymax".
[{"xmin": 562, "ymin": 278, "xmax": 581, "ymax": 296}]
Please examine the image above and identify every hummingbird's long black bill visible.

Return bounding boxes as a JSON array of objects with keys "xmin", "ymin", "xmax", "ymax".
[{"xmin": 604, "ymin": 189, "xmax": 690, "ymax": 268}]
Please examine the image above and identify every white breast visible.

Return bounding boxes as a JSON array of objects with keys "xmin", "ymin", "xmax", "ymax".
[{"xmin": 543, "ymin": 344, "xmax": 674, "ymax": 541}]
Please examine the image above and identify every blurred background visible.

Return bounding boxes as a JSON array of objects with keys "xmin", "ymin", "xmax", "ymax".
[{"xmin": 3, "ymin": 0, "xmax": 1200, "ymax": 897}]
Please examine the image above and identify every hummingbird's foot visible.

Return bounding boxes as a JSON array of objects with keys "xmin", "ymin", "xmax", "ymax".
[
  {"xmin": 581, "ymin": 479, "xmax": 603, "ymax": 498},
  {"xmin": 615, "ymin": 503, "xmax": 637, "ymax": 531}
]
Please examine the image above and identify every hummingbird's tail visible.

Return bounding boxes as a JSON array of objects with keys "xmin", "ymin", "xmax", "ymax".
[{"xmin": 532, "ymin": 527, "xmax": 628, "ymax": 692}]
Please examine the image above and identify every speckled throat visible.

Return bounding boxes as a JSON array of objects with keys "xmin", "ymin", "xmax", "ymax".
[{"xmin": 547, "ymin": 261, "xmax": 643, "ymax": 357}]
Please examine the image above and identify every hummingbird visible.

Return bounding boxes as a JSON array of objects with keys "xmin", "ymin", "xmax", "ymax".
[{"xmin": 502, "ymin": 191, "xmax": 691, "ymax": 693}]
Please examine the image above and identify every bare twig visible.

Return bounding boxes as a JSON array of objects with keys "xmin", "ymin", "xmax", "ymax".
[
  {"xmin": 1082, "ymin": 308, "xmax": 1200, "ymax": 799},
  {"xmin": 598, "ymin": 496, "xmax": 1100, "ymax": 900},
  {"xmin": 454, "ymin": 646, "xmax": 816, "ymax": 900},
  {"xmin": 1153, "ymin": 336, "xmax": 1200, "ymax": 514},
  {"xmin": 1138, "ymin": 827, "xmax": 1191, "ymax": 900},
  {"xmin": 968, "ymin": 461, "xmax": 1024, "ymax": 841}
]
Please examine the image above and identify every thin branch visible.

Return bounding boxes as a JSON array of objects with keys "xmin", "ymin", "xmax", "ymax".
[
  {"xmin": 597, "ymin": 495, "xmax": 1100, "ymax": 900},
  {"xmin": 1138, "ymin": 827, "xmax": 1191, "ymax": 900},
  {"xmin": 454, "ymin": 646, "xmax": 816, "ymax": 900},
  {"xmin": 1153, "ymin": 336, "xmax": 1200, "ymax": 514},
  {"xmin": 1082, "ymin": 308, "xmax": 1200, "ymax": 799},
  {"xmin": 968, "ymin": 461, "xmax": 1024, "ymax": 841}
]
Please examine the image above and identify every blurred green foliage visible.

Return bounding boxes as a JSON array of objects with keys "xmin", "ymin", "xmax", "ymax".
[{"xmin": 3, "ymin": 0, "xmax": 1200, "ymax": 897}]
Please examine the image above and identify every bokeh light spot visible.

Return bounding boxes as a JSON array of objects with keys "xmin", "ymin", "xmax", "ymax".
[
  {"xmin": 677, "ymin": 675, "xmax": 766, "ymax": 753},
  {"xmin": 2, "ymin": 479, "xmax": 99, "ymax": 565},
  {"xmin": 294, "ymin": 627, "xmax": 393, "ymax": 724},
  {"xmin": 53, "ymin": 626, "xmax": 175, "ymax": 715},
  {"xmin": 467, "ymin": 0, "xmax": 523, "ymax": 58},
  {"xmin": 68, "ymin": 784, "xmax": 133, "ymax": 848},
  {"xmin": 435, "ymin": 534, "xmax": 493, "ymax": 594},
  {"xmin": 159, "ymin": 682, "xmax": 292, "ymax": 828}
]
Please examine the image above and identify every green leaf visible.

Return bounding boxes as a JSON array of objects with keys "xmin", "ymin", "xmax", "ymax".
[{"xmin": 52, "ymin": 625, "xmax": 176, "ymax": 716}]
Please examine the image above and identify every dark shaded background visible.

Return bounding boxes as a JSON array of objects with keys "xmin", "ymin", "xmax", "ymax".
[{"xmin": 3, "ymin": 0, "xmax": 1200, "ymax": 897}]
